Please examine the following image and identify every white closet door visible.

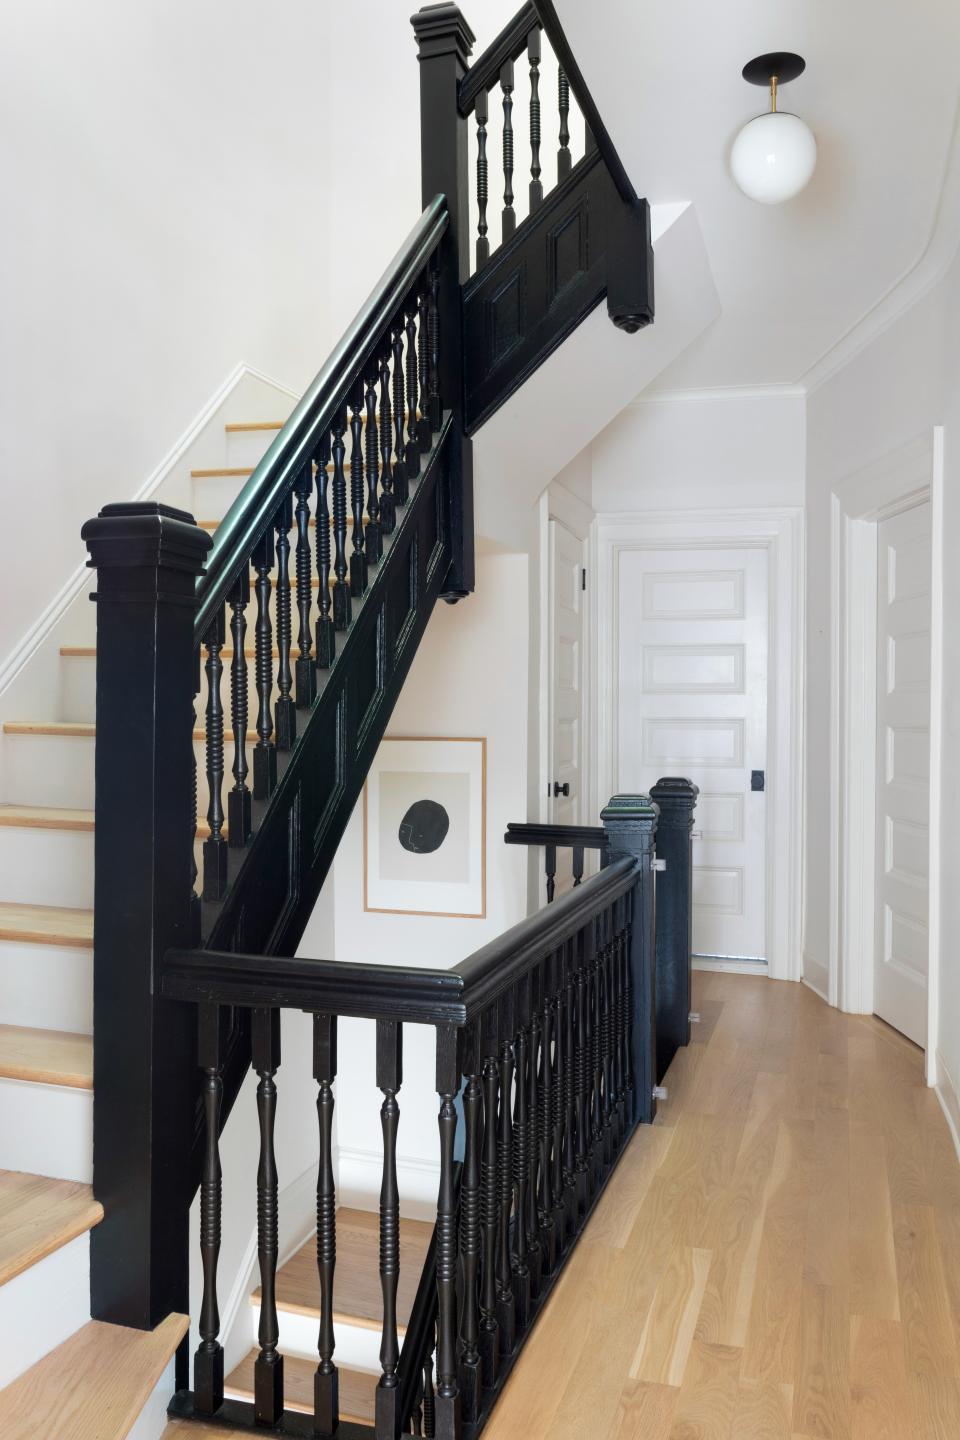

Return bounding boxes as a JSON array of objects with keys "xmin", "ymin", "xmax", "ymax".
[
  {"xmin": 617, "ymin": 546, "xmax": 768, "ymax": 960},
  {"xmin": 548, "ymin": 519, "xmax": 585, "ymax": 894},
  {"xmin": 874, "ymin": 500, "xmax": 931, "ymax": 1045}
]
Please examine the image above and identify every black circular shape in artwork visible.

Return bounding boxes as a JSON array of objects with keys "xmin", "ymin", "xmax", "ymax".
[
  {"xmin": 398, "ymin": 799, "xmax": 450, "ymax": 855},
  {"xmin": 742, "ymin": 52, "xmax": 806, "ymax": 87}
]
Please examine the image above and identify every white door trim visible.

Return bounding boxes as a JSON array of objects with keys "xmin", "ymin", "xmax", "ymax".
[
  {"xmin": 594, "ymin": 507, "xmax": 805, "ymax": 983},
  {"xmin": 828, "ymin": 429, "xmax": 943, "ymax": 1081}
]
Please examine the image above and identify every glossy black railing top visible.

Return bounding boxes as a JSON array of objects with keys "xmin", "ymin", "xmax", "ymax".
[
  {"xmin": 459, "ymin": 3, "xmax": 585, "ymax": 273},
  {"xmin": 163, "ymin": 812, "xmax": 659, "ymax": 1440},
  {"xmin": 504, "ymin": 820, "xmax": 607, "ymax": 901},
  {"xmin": 195, "ymin": 200, "xmax": 447, "ymax": 914}
]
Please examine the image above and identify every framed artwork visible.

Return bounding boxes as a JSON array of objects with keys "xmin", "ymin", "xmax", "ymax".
[{"xmin": 363, "ymin": 736, "xmax": 487, "ymax": 918}]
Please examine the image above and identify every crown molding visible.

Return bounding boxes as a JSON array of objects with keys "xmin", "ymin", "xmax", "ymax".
[{"xmin": 627, "ymin": 382, "xmax": 805, "ymax": 407}]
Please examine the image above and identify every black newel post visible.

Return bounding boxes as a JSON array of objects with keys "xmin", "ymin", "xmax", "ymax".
[
  {"xmin": 605, "ymin": 194, "xmax": 655, "ymax": 334},
  {"xmin": 600, "ymin": 794, "xmax": 659, "ymax": 1124},
  {"xmin": 81, "ymin": 501, "xmax": 212, "ymax": 1331},
  {"xmin": 411, "ymin": 3, "xmax": 476, "ymax": 603},
  {"xmin": 649, "ymin": 777, "xmax": 698, "ymax": 1082}
]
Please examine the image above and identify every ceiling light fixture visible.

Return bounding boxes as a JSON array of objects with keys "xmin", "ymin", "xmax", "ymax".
[{"xmin": 731, "ymin": 52, "xmax": 816, "ymax": 205}]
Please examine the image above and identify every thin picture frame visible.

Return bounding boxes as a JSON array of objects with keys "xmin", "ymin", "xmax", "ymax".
[{"xmin": 363, "ymin": 735, "xmax": 487, "ymax": 918}]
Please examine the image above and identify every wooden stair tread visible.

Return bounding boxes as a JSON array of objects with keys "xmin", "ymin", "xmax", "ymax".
[
  {"xmin": 4, "ymin": 721, "xmax": 258, "ymax": 743},
  {"xmin": 0, "ymin": 805, "xmax": 95, "ymax": 832},
  {"xmin": 224, "ymin": 421, "xmax": 285, "ymax": 432},
  {"xmin": 0, "ymin": 901, "xmax": 93, "ymax": 948},
  {"xmin": 0, "ymin": 1170, "xmax": 103, "ymax": 1286},
  {"xmin": 254, "ymin": 1207, "xmax": 432, "ymax": 1330},
  {"xmin": 0, "ymin": 1025, "xmax": 93, "ymax": 1088},
  {"xmin": 0, "ymin": 1312, "xmax": 187, "ymax": 1440},
  {"xmin": 225, "ymin": 1350, "xmax": 375, "ymax": 1423}
]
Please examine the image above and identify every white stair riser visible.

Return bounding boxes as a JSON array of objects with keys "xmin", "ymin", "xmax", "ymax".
[
  {"xmin": 252, "ymin": 1301, "xmax": 383, "ymax": 1374},
  {"xmin": 224, "ymin": 429, "xmax": 282, "ymax": 471},
  {"xmin": 193, "ymin": 474, "xmax": 254, "ymax": 516},
  {"xmin": 4, "ymin": 733, "xmax": 271, "ymax": 812},
  {"xmin": 0, "ymin": 1076, "xmax": 92, "ymax": 1181},
  {"xmin": 127, "ymin": 1358, "xmax": 178, "ymax": 1440},
  {"xmin": 0, "ymin": 1232, "xmax": 93, "ymax": 1388},
  {"xmin": 59, "ymin": 653, "xmax": 290, "ymax": 727},
  {"xmin": 0, "ymin": 826, "xmax": 94, "ymax": 908},
  {"xmin": 59, "ymin": 655, "xmax": 97, "ymax": 723},
  {"xmin": 0, "ymin": 940, "xmax": 92, "ymax": 1033}
]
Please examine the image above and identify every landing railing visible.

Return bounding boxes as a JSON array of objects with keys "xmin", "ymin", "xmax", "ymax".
[{"xmin": 161, "ymin": 796, "xmax": 659, "ymax": 1438}]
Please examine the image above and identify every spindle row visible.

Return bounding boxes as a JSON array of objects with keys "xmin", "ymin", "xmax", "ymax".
[
  {"xmin": 196, "ymin": 272, "xmax": 441, "ymax": 905},
  {"xmin": 190, "ymin": 886, "xmax": 635, "ymax": 1438},
  {"xmin": 468, "ymin": 20, "xmax": 582, "ymax": 271}
]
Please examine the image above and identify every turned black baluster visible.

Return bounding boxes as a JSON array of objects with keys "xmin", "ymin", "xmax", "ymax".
[
  {"xmin": 202, "ymin": 611, "xmax": 228, "ymax": 899},
  {"xmin": 422, "ymin": 1343, "xmax": 435, "ymax": 1440},
  {"xmin": 574, "ymin": 932, "xmax": 590, "ymax": 1215},
  {"xmin": 252, "ymin": 529, "xmax": 277, "ymax": 800},
  {"xmin": 315, "ymin": 435, "xmax": 336, "ymax": 669},
  {"xmin": 274, "ymin": 496, "xmax": 296, "ymax": 750},
  {"xmin": 331, "ymin": 407, "xmax": 352, "ymax": 629},
  {"xmin": 601, "ymin": 916, "xmax": 614, "ymax": 1164},
  {"xmin": 391, "ymin": 318, "xmax": 409, "ymax": 508},
  {"xmin": 404, "ymin": 301, "xmax": 420, "ymax": 481},
  {"xmin": 417, "ymin": 287, "xmax": 430, "ymax": 450},
  {"xmin": 538, "ymin": 962, "xmax": 556, "ymax": 1272},
  {"xmin": 528, "ymin": 29, "xmax": 543, "ymax": 209},
  {"xmin": 314, "ymin": 1013, "xmax": 338, "ymax": 1434},
  {"xmin": 544, "ymin": 843, "xmax": 557, "ymax": 903},
  {"xmin": 495, "ymin": 993, "xmax": 516, "ymax": 1354},
  {"xmin": 348, "ymin": 381, "xmax": 368, "ymax": 598},
  {"xmin": 375, "ymin": 1020, "xmax": 402, "ymax": 1440},
  {"xmin": 572, "ymin": 844, "xmax": 585, "ymax": 887},
  {"xmin": 511, "ymin": 976, "xmax": 531, "ymax": 1326},
  {"xmin": 610, "ymin": 911, "xmax": 624, "ymax": 1147},
  {"xmin": 227, "ymin": 570, "xmax": 252, "ymax": 847},
  {"xmin": 501, "ymin": 58, "xmax": 515, "ymax": 241},
  {"xmin": 562, "ymin": 941, "xmax": 578, "ymax": 1233},
  {"xmin": 475, "ymin": 88, "xmax": 490, "ymax": 268},
  {"xmin": 558, "ymin": 67, "xmax": 571, "ymax": 180},
  {"xmin": 434, "ymin": 1026, "xmax": 461, "ymax": 1440},
  {"xmin": 195, "ymin": 1004, "xmax": 226, "ymax": 1414},
  {"xmin": 479, "ymin": 1010, "xmax": 499, "ymax": 1386},
  {"xmin": 624, "ymin": 891, "xmax": 636, "ymax": 1124},
  {"xmin": 364, "ymin": 364, "xmax": 382, "ymax": 567},
  {"xmin": 378, "ymin": 347, "xmax": 396, "ymax": 536},
  {"xmin": 550, "ymin": 956, "xmax": 566, "ymax": 1246},
  {"xmin": 427, "ymin": 261, "xmax": 441, "ymax": 433},
  {"xmin": 590, "ymin": 922, "xmax": 604, "ymax": 1185},
  {"xmin": 526, "ymin": 972, "xmax": 543, "ymax": 1298},
  {"xmin": 458, "ymin": 1025, "xmax": 482, "ymax": 1423},
  {"xmin": 253, "ymin": 1007, "xmax": 283, "ymax": 1425},
  {"xmin": 293, "ymin": 465, "xmax": 317, "ymax": 707}
]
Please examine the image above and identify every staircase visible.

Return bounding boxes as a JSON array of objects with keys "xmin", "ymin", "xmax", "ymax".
[{"xmin": 0, "ymin": 2, "xmax": 705, "ymax": 1437}]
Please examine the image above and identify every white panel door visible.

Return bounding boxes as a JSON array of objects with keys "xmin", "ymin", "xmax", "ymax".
[
  {"xmin": 874, "ymin": 501, "xmax": 931, "ymax": 1045},
  {"xmin": 548, "ymin": 520, "xmax": 585, "ymax": 892},
  {"xmin": 617, "ymin": 546, "xmax": 768, "ymax": 960}
]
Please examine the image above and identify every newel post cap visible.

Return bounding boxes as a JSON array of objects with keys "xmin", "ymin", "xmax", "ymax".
[
  {"xmin": 411, "ymin": 3, "xmax": 476, "ymax": 64},
  {"xmin": 600, "ymin": 793, "xmax": 659, "ymax": 864},
  {"xmin": 649, "ymin": 776, "xmax": 699, "ymax": 818},
  {"xmin": 81, "ymin": 502, "xmax": 212, "ymax": 606}
]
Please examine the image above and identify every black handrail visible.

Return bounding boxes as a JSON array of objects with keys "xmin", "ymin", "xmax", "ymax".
[
  {"xmin": 193, "ymin": 195, "xmax": 449, "ymax": 642},
  {"xmin": 162, "ymin": 856, "xmax": 639, "ymax": 1022},
  {"xmin": 504, "ymin": 821, "xmax": 606, "ymax": 849}
]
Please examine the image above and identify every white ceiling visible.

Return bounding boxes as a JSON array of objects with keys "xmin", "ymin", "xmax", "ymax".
[{"xmin": 555, "ymin": 0, "xmax": 960, "ymax": 389}]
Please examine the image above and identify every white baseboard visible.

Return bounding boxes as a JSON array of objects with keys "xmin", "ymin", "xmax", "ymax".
[
  {"xmin": 218, "ymin": 1161, "xmax": 318, "ymax": 1375},
  {"xmin": 801, "ymin": 951, "xmax": 830, "ymax": 1003},
  {"xmin": 337, "ymin": 1146, "xmax": 440, "ymax": 1222},
  {"xmin": 935, "ymin": 1050, "xmax": 960, "ymax": 1164},
  {"xmin": 693, "ymin": 957, "xmax": 769, "ymax": 977}
]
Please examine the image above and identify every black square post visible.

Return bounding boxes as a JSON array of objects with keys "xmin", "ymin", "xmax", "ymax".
[
  {"xmin": 649, "ymin": 777, "xmax": 699, "ymax": 1081},
  {"xmin": 600, "ymin": 794, "xmax": 659, "ymax": 1124},
  {"xmin": 81, "ymin": 502, "xmax": 211, "ymax": 1331}
]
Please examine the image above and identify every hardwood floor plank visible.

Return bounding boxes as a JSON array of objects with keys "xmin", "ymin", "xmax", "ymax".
[
  {"xmin": 613, "ymin": 1380, "xmax": 680, "ymax": 1440},
  {"xmin": 849, "ymin": 1315, "xmax": 910, "ymax": 1440},
  {"xmin": 584, "ymin": 1123, "xmax": 675, "ymax": 1249},
  {"xmin": 804, "ymin": 1105, "xmax": 850, "ymax": 1290},
  {"xmin": 667, "ymin": 1337, "xmax": 742, "ymax": 1439},
  {"xmin": 730, "ymin": 1379, "xmax": 793, "ymax": 1439},
  {"xmin": 630, "ymin": 1245, "xmax": 712, "ymax": 1386},
  {"xmin": 849, "ymin": 1119, "xmax": 900, "ymax": 1319},
  {"xmin": 792, "ymin": 1282, "xmax": 850, "ymax": 1440},
  {"xmin": 893, "ymin": 1204, "xmax": 960, "ymax": 1379},
  {"xmin": 910, "ymin": 1376, "xmax": 960, "ymax": 1439}
]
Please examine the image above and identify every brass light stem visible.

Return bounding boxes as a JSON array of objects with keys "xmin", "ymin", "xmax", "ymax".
[{"xmin": 770, "ymin": 74, "xmax": 779, "ymax": 112}]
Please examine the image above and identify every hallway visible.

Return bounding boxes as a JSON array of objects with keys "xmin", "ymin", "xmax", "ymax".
[{"xmin": 483, "ymin": 972, "xmax": 960, "ymax": 1440}]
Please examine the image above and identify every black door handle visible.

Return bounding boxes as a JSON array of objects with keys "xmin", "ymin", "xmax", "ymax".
[{"xmin": 552, "ymin": 780, "xmax": 570, "ymax": 798}]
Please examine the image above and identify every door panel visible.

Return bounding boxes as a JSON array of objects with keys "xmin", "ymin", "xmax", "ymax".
[
  {"xmin": 617, "ymin": 545, "xmax": 768, "ymax": 960},
  {"xmin": 874, "ymin": 501, "xmax": 931, "ymax": 1045}
]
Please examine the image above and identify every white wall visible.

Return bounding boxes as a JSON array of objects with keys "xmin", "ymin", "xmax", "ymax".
[
  {"xmin": 319, "ymin": 553, "xmax": 530, "ymax": 1213},
  {"xmin": 590, "ymin": 390, "xmax": 806, "ymax": 513}
]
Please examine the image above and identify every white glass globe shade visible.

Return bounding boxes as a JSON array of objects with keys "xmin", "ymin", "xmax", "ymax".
[{"xmin": 731, "ymin": 110, "xmax": 816, "ymax": 204}]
